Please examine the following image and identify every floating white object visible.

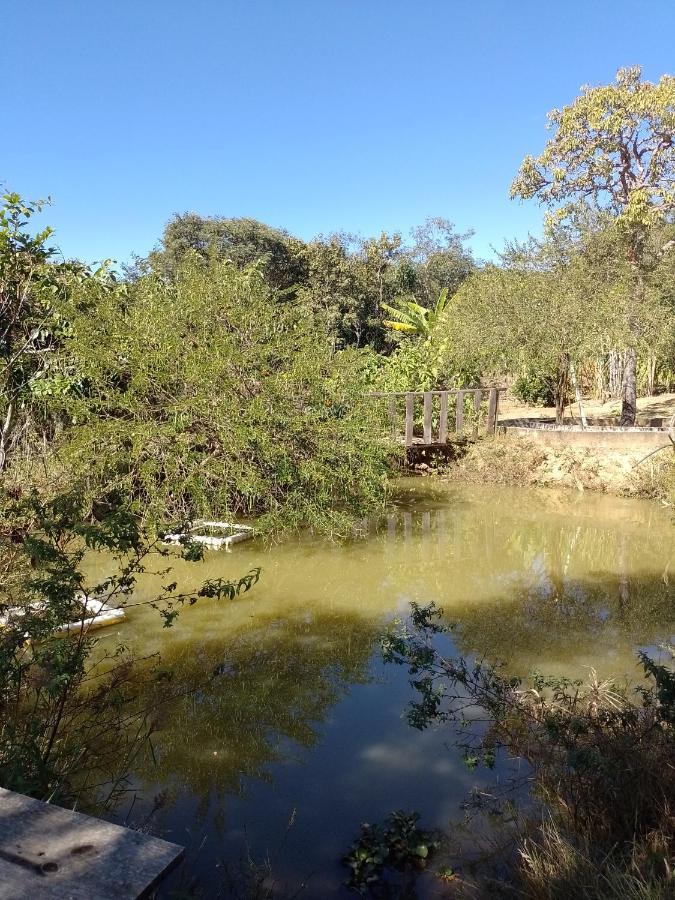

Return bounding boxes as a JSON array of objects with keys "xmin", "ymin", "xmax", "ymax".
[
  {"xmin": 0, "ymin": 594, "xmax": 126, "ymax": 636},
  {"xmin": 54, "ymin": 596, "xmax": 126, "ymax": 634},
  {"xmin": 161, "ymin": 520, "xmax": 254, "ymax": 550}
]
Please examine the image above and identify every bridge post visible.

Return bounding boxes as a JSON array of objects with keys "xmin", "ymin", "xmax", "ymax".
[
  {"xmin": 487, "ymin": 388, "xmax": 498, "ymax": 433},
  {"xmin": 405, "ymin": 393, "xmax": 415, "ymax": 446},
  {"xmin": 439, "ymin": 392, "xmax": 449, "ymax": 443},
  {"xmin": 455, "ymin": 390, "xmax": 464, "ymax": 433},
  {"xmin": 388, "ymin": 396, "xmax": 397, "ymax": 440},
  {"xmin": 423, "ymin": 392, "xmax": 433, "ymax": 444}
]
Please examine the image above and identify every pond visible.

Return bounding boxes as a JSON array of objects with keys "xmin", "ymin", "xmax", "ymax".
[{"xmin": 96, "ymin": 481, "xmax": 675, "ymax": 897}]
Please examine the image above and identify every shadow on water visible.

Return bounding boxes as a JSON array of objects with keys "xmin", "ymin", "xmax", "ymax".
[
  {"xmin": 134, "ymin": 608, "xmax": 380, "ymax": 805},
  {"xmin": 94, "ymin": 482, "xmax": 674, "ymax": 898}
]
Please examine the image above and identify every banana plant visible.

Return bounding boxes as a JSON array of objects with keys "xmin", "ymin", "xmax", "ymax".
[{"xmin": 382, "ymin": 287, "xmax": 450, "ymax": 338}]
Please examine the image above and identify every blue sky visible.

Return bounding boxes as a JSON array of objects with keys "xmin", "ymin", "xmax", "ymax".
[{"xmin": 4, "ymin": 1, "xmax": 675, "ymax": 266}]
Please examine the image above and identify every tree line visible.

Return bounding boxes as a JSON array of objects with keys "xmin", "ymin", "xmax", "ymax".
[{"xmin": 3, "ymin": 65, "xmax": 675, "ymax": 523}]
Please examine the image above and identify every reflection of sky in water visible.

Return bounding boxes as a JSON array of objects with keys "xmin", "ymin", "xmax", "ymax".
[{"xmin": 87, "ymin": 482, "xmax": 674, "ymax": 898}]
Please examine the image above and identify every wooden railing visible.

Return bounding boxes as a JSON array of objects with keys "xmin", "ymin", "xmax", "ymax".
[{"xmin": 371, "ymin": 388, "xmax": 505, "ymax": 447}]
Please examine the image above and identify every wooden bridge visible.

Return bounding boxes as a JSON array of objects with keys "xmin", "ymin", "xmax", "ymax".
[{"xmin": 373, "ymin": 388, "xmax": 505, "ymax": 447}]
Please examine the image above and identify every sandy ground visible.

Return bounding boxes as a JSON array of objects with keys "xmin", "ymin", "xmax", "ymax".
[{"xmin": 499, "ymin": 392, "xmax": 675, "ymax": 427}]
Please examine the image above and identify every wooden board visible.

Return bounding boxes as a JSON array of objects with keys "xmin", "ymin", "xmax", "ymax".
[
  {"xmin": 487, "ymin": 387, "xmax": 498, "ymax": 433},
  {"xmin": 439, "ymin": 392, "xmax": 449, "ymax": 443},
  {"xmin": 423, "ymin": 392, "xmax": 433, "ymax": 444},
  {"xmin": 455, "ymin": 391, "xmax": 464, "ymax": 433},
  {"xmin": 405, "ymin": 393, "xmax": 415, "ymax": 447},
  {"xmin": 388, "ymin": 396, "xmax": 397, "ymax": 439},
  {"xmin": 0, "ymin": 787, "xmax": 184, "ymax": 899}
]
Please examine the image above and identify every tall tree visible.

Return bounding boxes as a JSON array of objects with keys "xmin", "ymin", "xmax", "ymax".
[
  {"xmin": 0, "ymin": 192, "xmax": 108, "ymax": 470},
  {"xmin": 511, "ymin": 66, "xmax": 675, "ymax": 424},
  {"xmin": 146, "ymin": 213, "xmax": 307, "ymax": 295},
  {"xmin": 408, "ymin": 217, "xmax": 475, "ymax": 306}
]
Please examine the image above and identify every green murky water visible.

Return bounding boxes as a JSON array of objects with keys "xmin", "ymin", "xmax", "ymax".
[{"xmin": 94, "ymin": 481, "xmax": 675, "ymax": 897}]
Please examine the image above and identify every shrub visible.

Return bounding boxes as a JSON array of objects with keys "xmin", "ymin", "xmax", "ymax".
[
  {"xmin": 511, "ymin": 370, "xmax": 556, "ymax": 406},
  {"xmin": 382, "ymin": 602, "xmax": 675, "ymax": 897},
  {"xmin": 60, "ymin": 259, "xmax": 396, "ymax": 536},
  {"xmin": 0, "ymin": 487, "xmax": 258, "ymax": 808}
]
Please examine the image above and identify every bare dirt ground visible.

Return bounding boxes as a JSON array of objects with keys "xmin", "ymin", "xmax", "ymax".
[
  {"xmin": 499, "ymin": 392, "xmax": 675, "ymax": 427},
  {"xmin": 444, "ymin": 432, "xmax": 674, "ymax": 497}
]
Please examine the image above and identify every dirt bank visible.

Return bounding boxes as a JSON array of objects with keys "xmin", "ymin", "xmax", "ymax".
[{"xmin": 424, "ymin": 434, "xmax": 675, "ymax": 501}]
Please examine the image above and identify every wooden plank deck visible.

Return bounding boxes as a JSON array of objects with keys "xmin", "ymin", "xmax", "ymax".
[{"xmin": 0, "ymin": 787, "xmax": 184, "ymax": 899}]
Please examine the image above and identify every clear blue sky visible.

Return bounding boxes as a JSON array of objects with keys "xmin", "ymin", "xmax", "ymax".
[{"xmin": 4, "ymin": 1, "xmax": 675, "ymax": 266}]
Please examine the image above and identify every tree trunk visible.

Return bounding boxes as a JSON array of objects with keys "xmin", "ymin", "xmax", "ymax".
[
  {"xmin": 646, "ymin": 354, "xmax": 657, "ymax": 396},
  {"xmin": 619, "ymin": 347, "xmax": 637, "ymax": 426},
  {"xmin": 569, "ymin": 362, "xmax": 587, "ymax": 428},
  {"xmin": 594, "ymin": 355, "xmax": 607, "ymax": 402},
  {"xmin": 554, "ymin": 354, "xmax": 569, "ymax": 425},
  {"xmin": 620, "ymin": 236, "xmax": 644, "ymax": 427},
  {"xmin": 608, "ymin": 349, "xmax": 624, "ymax": 399}
]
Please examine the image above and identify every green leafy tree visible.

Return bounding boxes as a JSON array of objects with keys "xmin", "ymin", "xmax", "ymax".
[
  {"xmin": 407, "ymin": 216, "xmax": 475, "ymax": 306},
  {"xmin": 0, "ymin": 192, "xmax": 114, "ymax": 471},
  {"xmin": 63, "ymin": 258, "xmax": 393, "ymax": 534},
  {"xmin": 446, "ymin": 259, "xmax": 615, "ymax": 423},
  {"xmin": 297, "ymin": 233, "xmax": 384, "ymax": 349},
  {"xmin": 511, "ymin": 66, "xmax": 675, "ymax": 424},
  {"xmin": 145, "ymin": 212, "xmax": 307, "ymax": 295}
]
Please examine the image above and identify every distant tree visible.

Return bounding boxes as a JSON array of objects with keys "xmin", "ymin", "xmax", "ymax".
[
  {"xmin": 512, "ymin": 66, "xmax": 675, "ymax": 424},
  {"xmin": 145, "ymin": 215, "xmax": 475, "ymax": 355},
  {"xmin": 360, "ymin": 231, "xmax": 405, "ymax": 309},
  {"xmin": 298, "ymin": 231, "xmax": 407, "ymax": 351},
  {"xmin": 408, "ymin": 217, "xmax": 475, "ymax": 306},
  {"xmin": 297, "ymin": 234, "xmax": 381, "ymax": 350},
  {"xmin": 146, "ymin": 213, "xmax": 307, "ymax": 295},
  {"xmin": 447, "ymin": 259, "xmax": 615, "ymax": 423}
]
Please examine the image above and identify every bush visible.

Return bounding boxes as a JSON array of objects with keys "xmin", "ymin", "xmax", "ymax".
[
  {"xmin": 382, "ymin": 602, "xmax": 675, "ymax": 897},
  {"xmin": 511, "ymin": 370, "xmax": 556, "ymax": 406},
  {"xmin": 59, "ymin": 259, "xmax": 396, "ymax": 536}
]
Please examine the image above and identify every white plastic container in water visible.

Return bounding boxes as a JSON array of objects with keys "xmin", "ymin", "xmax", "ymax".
[
  {"xmin": 0, "ymin": 594, "xmax": 126, "ymax": 636},
  {"xmin": 161, "ymin": 520, "xmax": 254, "ymax": 550}
]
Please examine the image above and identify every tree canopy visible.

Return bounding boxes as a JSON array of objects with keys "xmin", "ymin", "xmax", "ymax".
[{"xmin": 512, "ymin": 66, "xmax": 675, "ymax": 423}]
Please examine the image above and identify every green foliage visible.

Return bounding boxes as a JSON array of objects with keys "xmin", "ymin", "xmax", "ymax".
[
  {"xmin": 407, "ymin": 217, "xmax": 476, "ymax": 306},
  {"xmin": 62, "ymin": 258, "xmax": 393, "ymax": 534},
  {"xmin": 144, "ymin": 212, "xmax": 307, "ymax": 296},
  {"xmin": 143, "ymin": 214, "xmax": 475, "ymax": 354},
  {"xmin": 0, "ymin": 487, "xmax": 259, "ymax": 806},
  {"xmin": 511, "ymin": 67, "xmax": 675, "ymax": 234},
  {"xmin": 511, "ymin": 66, "xmax": 675, "ymax": 423},
  {"xmin": 297, "ymin": 232, "xmax": 389, "ymax": 350},
  {"xmin": 382, "ymin": 602, "xmax": 675, "ymax": 896},
  {"xmin": 343, "ymin": 810, "xmax": 441, "ymax": 896},
  {"xmin": 382, "ymin": 288, "xmax": 451, "ymax": 338},
  {"xmin": 0, "ymin": 192, "xmax": 114, "ymax": 470},
  {"xmin": 511, "ymin": 369, "xmax": 556, "ymax": 406}
]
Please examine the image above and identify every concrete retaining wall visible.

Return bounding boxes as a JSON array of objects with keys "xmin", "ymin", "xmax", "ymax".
[{"xmin": 503, "ymin": 425, "xmax": 671, "ymax": 451}]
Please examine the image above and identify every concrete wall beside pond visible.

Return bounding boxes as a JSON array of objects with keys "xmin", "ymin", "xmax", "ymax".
[{"xmin": 503, "ymin": 426, "xmax": 671, "ymax": 451}]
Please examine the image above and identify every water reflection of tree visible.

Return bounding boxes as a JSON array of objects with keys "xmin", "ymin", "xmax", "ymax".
[
  {"xmin": 133, "ymin": 609, "xmax": 379, "ymax": 813},
  {"xmin": 378, "ymin": 494, "xmax": 674, "ymax": 665},
  {"xmin": 449, "ymin": 572, "xmax": 674, "ymax": 665}
]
